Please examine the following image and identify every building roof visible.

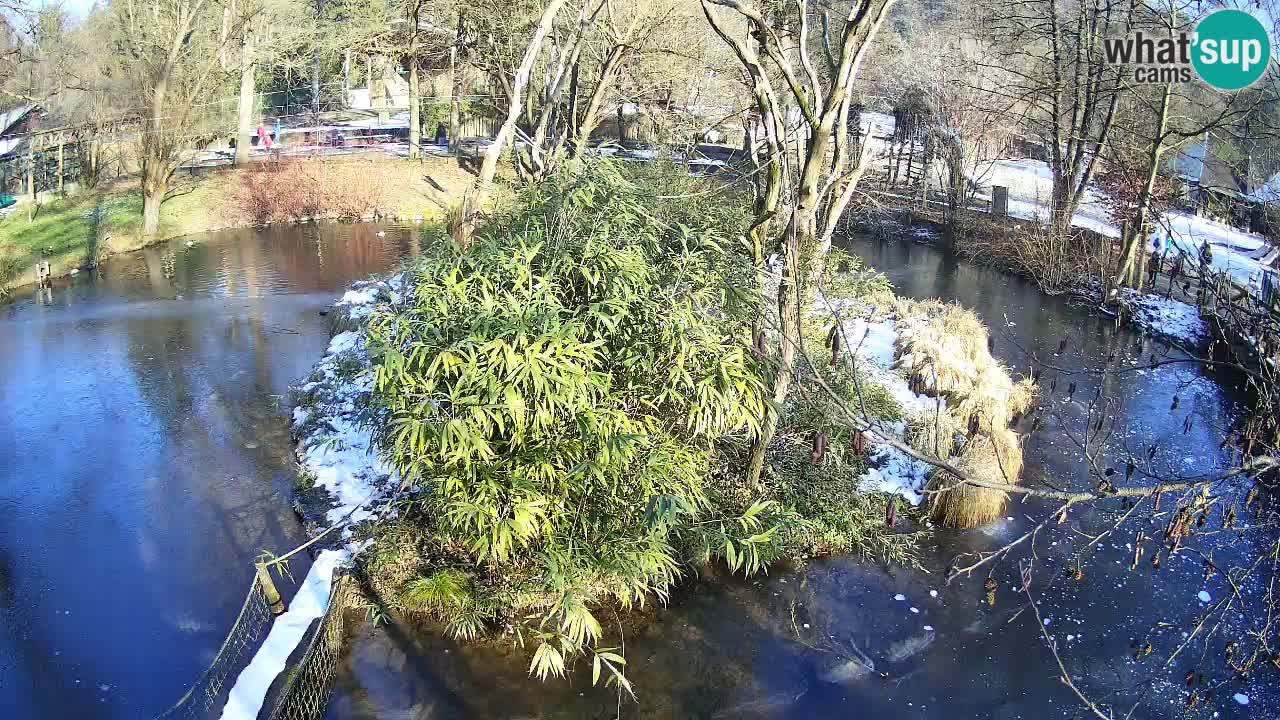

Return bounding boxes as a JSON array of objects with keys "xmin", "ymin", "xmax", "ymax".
[{"xmin": 0, "ymin": 104, "xmax": 36, "ymax": 158}]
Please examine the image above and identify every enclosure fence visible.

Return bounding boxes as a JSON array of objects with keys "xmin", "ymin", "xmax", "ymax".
[{"xmin": 154, "ymin": 567, "xmax": 359, "ymax": 720}]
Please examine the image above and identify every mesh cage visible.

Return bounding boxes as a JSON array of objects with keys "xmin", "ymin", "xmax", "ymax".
[
  {"xmin": 155, "ymin": 577, "xmax": 274, "ymax": 720},
  {"xmin": 264, "ymin": 572, "xmax": 357, "ymax": 720},
  {"xmin": 154, "ymin": 569, "xmax": 358, "ymax": 720}
]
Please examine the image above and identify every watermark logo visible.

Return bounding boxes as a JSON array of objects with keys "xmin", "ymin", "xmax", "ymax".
[
  {"xmin": 1103, "ymin": 9, "xmax": 1271, "ymax": 91},
  {"xmin": 1193, "ymin": 9, "xmax": 1270, "ymax": 90}
]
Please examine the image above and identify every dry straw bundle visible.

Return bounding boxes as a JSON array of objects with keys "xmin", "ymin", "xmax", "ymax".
[{"xmin": 893, "ymin": 300, "xmax": 1037, "ymax": 528}]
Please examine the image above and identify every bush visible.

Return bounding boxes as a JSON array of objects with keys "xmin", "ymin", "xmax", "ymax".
[
  {"xmin": 234, "ymin": 158, "xmax": 383, "ymax": 225},
  {"xmin": 953, "ymin": 212, "xmax": 1110, "ymax": 293},
  {"xmin": 364, "ymin": 161, "xmax": 780, "ymax": 685}
]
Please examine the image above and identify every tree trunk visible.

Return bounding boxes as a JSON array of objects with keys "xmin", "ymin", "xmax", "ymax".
[
  {"xmin": 235, "ymin": 35, "xmax": 256, "ymax": 166},
  {"xmin": 449, "ymin": 12, "xmax": 465, "ymax": 151},
  {"xmin": 408, "ymin": 60, "xmax": 421, "ymax": 160},
  {"xmin": 745, "ymin": 125, "xmax": 831, "ymax": 487},
  {"xmin": 343, "ymin": 49, "xmax": 351, "ymax": 93},
  {"xmin": 452, "ymin": 0, "xmax": 567, "ymax": 247},
  {"xmin": 142, "ymin": 169, "xmax": 165, "ymax": 238},
  {"xmin": 311, "ymin": 0, "xmax": 324, "ymax": 121},
  {"xmin": 1109, "ymin": 83, "xmax": 1171, "ymax": 301},
  {"xmin": 572, "ymin": 47, "xmax": 625, "ymax": 156}
]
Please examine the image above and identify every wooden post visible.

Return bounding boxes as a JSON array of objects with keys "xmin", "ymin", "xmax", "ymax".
[
  {"xmin": 256, "ymin": 562, "xmax": 287, "ymax": 615},
  {"xmin": 57, "ymin": 139, "xmax": 64, "ymax": 194}
]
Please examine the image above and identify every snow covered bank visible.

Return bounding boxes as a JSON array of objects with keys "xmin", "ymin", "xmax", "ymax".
[
  {"xmin": 292, "ymin": 277, "xmax": 404, "ymax": 530},
  {"xmin": 974, "ymin": 158, "xmax": 1275, "ymax": 287},
  {"xmin": 1116, "ymin": 290, "xmax": 1209, "ymax": 347},
  {"xmin": 816, "ymin": 295, "xmax": 1038, "ymax": 528},
  {"xmin": 219, "ymin": 276, "xmax": 406, "ymax": 720},
  {"xmin": 815, "ymin": 299, "xmax": 947, "ymax": 507}
]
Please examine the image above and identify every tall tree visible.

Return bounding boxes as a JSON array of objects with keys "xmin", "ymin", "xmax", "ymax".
[
  {"xmin": 451, "ymin": 0, "xmax": 567, "ymax": 246},
  {"xmin": 230, "ymin": 0, "xmax": 311, "ymax": 165},
  {"xmin": 108, "ymin": 0, "xmax": 244, "ymax": 236},
  {"xmin": 703, "ymin": 0, "xmax": 895, "ymax": 488},
  {"xmin": 979, "ymin": 0, "xmax": 1132, "ymax": 237}
]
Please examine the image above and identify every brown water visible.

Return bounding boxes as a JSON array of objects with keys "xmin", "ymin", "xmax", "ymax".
[
  {"xmin": 324, "ymin": 235, "xmax": 1275, "ymax": 720},
  {"xmin": 0, "ymin": 222, "xmax": 425, "ymax": 719}
]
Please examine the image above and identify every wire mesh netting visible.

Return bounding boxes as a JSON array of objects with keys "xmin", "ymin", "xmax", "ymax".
[
  {"xmin": 264, "ymin": 573, "xmax": 357, "ymax": 720},
  {"xmin": 155, "ymin": 576, "xmax": 274, "ymax": 720},
  {"xmin": 154, "ymin": 569, "xmax": 357, "ymax": 720}
]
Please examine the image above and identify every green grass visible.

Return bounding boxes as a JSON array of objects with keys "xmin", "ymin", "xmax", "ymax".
[
  {"xmin": 0, "ymin": 195, "xmax": 99, "ymax": 287},
  {"xmin": 0, "ymin": 182, "xmax": 215, "ymax": 292}
]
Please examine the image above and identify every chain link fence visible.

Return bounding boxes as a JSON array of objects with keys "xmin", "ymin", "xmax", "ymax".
[
  {"xmin": 155, "ymin": 567, "xmax": 359, "ymax": 720},
  {"xmin": 155, "ymin": 576, "xmax": 275, "ymax": 720},
  {"xmin": 263, "ymin": 573, "xmax": 358, "ymax": 720}
]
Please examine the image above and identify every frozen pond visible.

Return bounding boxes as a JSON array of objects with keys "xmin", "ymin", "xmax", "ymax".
[{"xmin": 0, "ymin": 222, "xmax": 425, "ymax": 719}]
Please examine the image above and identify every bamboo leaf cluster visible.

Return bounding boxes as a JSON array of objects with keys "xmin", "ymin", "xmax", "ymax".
[{"xmin": 365, "ymin": 161, "xmax": 784, "ymax": 682}]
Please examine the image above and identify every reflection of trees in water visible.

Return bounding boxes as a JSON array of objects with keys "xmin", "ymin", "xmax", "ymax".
[{"xmin": 115, "ymin": 303, "xmax": 306, "ymax": 616}]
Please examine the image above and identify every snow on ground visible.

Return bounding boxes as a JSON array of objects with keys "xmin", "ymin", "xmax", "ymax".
[
  {"xmin": 815, "ymin": 299, "xmax": 941, "ymax": 506},
  {"xmin": 220, "ymin": 277, "xmax": 407, "ymax": 720},
  {"xmin": 219, "ymin": 549, "xmax": 349, "ymax": 720},
  {"xmin": 293, "ymin": 280, "xmax": 402, "ymax": 527},
  {"xmin": 1117, "ymin": 290, "xmax": 1209, "ymax": 347},
  {"xmin": 974, "ymin": 158, "xmax": 1275, "ymax": 287}
]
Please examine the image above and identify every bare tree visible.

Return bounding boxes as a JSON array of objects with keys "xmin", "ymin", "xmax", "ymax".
[
  {"xmin": 979, "ymin": 0, "xmax": 1132, "ymax": 237},
  {"xmin": 108, "ymin": 0, "xmax": 245, "ymax": 236},
  {"xmin": 451, "ymin": 0, "xmax": 567, "ymax": 246},
  {"xmin": 702, "ymin": 0, "xmax": 895, "ymax": 487}
]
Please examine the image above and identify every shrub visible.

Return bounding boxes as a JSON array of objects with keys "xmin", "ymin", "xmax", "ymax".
[
  {"xmin": 364, "ymin": 161, "xmax": 779, "ymax": 685},
  {"xmin": 952, "ymin": 213, "xmax": 1110, "ymax": 293},
  {"xmin": 233, "ymin": 158, "xmax": 383, "ymax": 225}
]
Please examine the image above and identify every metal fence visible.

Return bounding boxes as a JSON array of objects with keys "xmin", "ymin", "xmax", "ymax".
[
  {"xmin": 156, "ymin": 576, "xmax": 276, "ymax": 720},
  {"xmin": 155, "ymin": 567, "xmax": 359, "ymax": 720},
  {"xmin": 263, "ymin": 574, "xmax": 358, "ymax": 720}
]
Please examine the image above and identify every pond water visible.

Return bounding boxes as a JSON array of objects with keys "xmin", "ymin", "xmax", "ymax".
[
  {"xmin": 324, "ymin": 235, "xmax": 1276, "ymax": 719},
  {"xmin": 2, "ymin": 226, "xmax": 1269, "ymax": 720},
  {"xmin": 0, "ymin": 223, "xmax": 425, "ymax": 719}
]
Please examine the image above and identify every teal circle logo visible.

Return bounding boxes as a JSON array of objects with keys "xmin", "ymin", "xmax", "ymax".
[{"xmin": 1193, "ymin": 9, "xmax": 1271, "ymax": 91}]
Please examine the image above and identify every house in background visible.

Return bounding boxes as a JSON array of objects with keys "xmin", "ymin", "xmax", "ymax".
[
  {"xmin": 1165, "ymin": 133, "xmax": 1280, "ymax": 235},
  {"xmin": 0, "ymin": 104, "xmax": 40, "ymax": 157},
  {"xmin": 0, "ymin": 104, "xmax": 46, "ymax": 196}
]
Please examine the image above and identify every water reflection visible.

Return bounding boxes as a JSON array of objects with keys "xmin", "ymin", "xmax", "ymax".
[
  {"xmin": 325, "ymin": 235, "xmax": 1272, "ymax": 720},
  {"xmin": 0, "ymin": 222, "xmax": 423, "ymax": 719}
]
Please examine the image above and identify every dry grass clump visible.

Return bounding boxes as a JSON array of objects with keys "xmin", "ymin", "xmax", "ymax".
[
  {"xmin": 953, "ymin": 220, "xmax": 1110, "ymax": 294},
  {"xmin": 905, "ymin": 406, "xmax": 963, "ymax": 460},
  {"xmin": 892, "ymin": 300, "xmax": 1038, "ymax": 528},
  {"xmin": 925, "ymin": 428, "xmax": 1023, "ymax": 529}
]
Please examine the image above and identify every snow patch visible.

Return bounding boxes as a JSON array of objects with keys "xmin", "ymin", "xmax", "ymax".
[
  {"xmin": 294, "ymin": 326, "xmax": 398, "ymax": 528},
  {"xmin": 810, "ymin": 304, "xmax": 945, "ymax": 506},
  {"xmin": 1119, "ymin": 290, "xmax": 1209, "ymax": 346}
]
